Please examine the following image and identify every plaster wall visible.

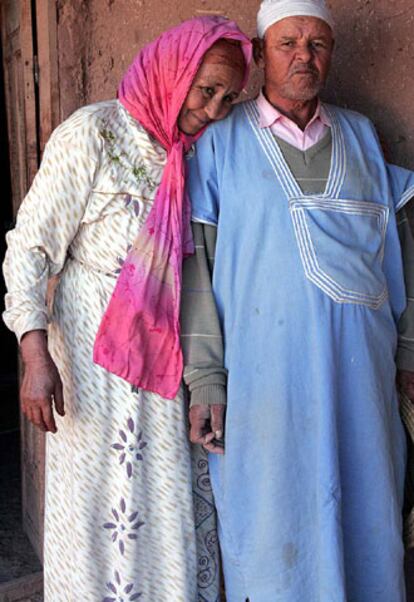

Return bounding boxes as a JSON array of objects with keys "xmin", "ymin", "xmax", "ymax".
[{"xmin": 56, "ymin": 0, "xmax": 414, "ymax": 168}]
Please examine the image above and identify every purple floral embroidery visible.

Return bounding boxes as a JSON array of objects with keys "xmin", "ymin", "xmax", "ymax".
[
  {"xmin": 102, "ymin": 570, "xmax": 142, "ymax": 601},
  {"xmin": 115, "ymin": 244, "xmax": 132, "ymax": 275},
  {"xmin": 103, "ymin": 498, "xmax": 145, "ymax": 555},
  {"xmin": 124, "ymin": 194, "xmax": 141, "ymax": 217},
  {"xmin": 111, "ymin": 418, "xmax": 148, "ymax": 478}
]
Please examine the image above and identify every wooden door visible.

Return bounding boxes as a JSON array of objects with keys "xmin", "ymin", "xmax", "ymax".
[
  {"xmin": 1, "ymin": 0, "xmax": 38, "ymax": 211},
  {"xmin": 1, "ymin": 0, "xmax": 59, "ymax": 562}
]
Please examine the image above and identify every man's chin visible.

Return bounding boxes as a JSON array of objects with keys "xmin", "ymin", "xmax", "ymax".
[{"xmin": 282, "ymin": 84, "xmax": 322, "ymax": 102}]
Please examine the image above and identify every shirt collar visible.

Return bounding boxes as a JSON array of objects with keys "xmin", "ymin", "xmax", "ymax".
[{"xmin": 256, "ymin": 89, "xmax": 331, "ymax": 130}]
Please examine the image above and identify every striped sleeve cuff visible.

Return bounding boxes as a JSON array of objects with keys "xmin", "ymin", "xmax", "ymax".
[{"xmin": 189, "ymin": 384, "xmax": 227, "ymax": 407}]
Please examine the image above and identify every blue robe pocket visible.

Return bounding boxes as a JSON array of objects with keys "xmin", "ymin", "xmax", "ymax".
[{"xmin": 289, "ymin": 197, "xmax": 389, "ymax": 308}]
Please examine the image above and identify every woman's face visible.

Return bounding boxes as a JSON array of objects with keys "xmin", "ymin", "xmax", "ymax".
[{"xmin": 178, "ymin": 41, "xmax": 246, "ymax": 135}]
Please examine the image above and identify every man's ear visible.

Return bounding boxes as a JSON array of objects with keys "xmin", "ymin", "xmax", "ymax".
[{"xmin": 252, "ymin": 37, "xmax": 265, "ymax": 68}]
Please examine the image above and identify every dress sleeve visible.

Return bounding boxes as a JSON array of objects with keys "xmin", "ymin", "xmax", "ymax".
[
  {"xmin": 180, "ymin": 222, "xmax": 227, "ymax": 407},
  {"xmin": 3, "ymin": 126, "xmax": 100, "ymax": 341},
  {"xmin": 396, "ymin": 207, "xmax": 414, "ymax": 371}
]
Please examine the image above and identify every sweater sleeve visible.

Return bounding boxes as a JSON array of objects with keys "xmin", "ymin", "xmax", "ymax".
[
  {"xmin": 180, "ymin": 222, "xmax": 227, "ymax": 407},
  {"xmin": 396, "ymin": 206, "xmax": 414, "ymax": 371}
]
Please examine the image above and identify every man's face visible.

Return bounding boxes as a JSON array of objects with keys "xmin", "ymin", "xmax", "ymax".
[{"xmin": 256, "ymin": 16, "xmax": 334, "ymax": 103}]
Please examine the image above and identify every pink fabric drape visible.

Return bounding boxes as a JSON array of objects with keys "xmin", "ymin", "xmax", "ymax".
[{"xmin": 93, "ymin": 16, "xmax": 252, "ymax": 398}]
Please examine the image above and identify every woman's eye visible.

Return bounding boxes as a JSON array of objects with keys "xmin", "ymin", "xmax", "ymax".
[
  {"xmin": 282, "ymin": 41, "xmax": 295, "ymax": 48},
  {"xmin": 201, "ymin": 87, "xmax": 215, "ymax": 98}
]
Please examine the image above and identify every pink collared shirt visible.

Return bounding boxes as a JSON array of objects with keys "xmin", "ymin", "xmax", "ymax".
[{"xmin": 256, "ymin": 90, "xmax": 331, "ymax": 151}]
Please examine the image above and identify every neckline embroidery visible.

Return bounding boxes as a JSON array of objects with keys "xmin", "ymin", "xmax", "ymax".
[{"xmin": 244, "ymin": 100, "xmax": 346, "ymax": 200}]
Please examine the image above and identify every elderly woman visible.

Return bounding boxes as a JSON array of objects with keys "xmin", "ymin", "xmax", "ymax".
[{"xmin": 3, "ymin": 17, "xmax": 251, "ymax": 601}]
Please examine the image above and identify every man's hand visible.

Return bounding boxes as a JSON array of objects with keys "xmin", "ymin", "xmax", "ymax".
[
  {"xmin": 20, "ymin": 330, "xmax": 65, "ymax": 433},
  {"xmin": 397, "ymin": 369, "xmax": 414, "ymax": 402},
  {"xmin": 189, "ymin": 404, "xmax": 225, "ymax": 454}
]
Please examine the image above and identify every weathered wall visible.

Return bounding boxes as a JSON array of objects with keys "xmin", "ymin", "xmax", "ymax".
[
  {"xmin": 325, "ymin": 1, "xmax": 414, "ymax": 169},
  {"xmin": 56, "ymin": 0, "xmax": 260, "ymax": 118},
  {"xmin": 56, "ymin": 0, "xmax": 414, "ymax": 169}
]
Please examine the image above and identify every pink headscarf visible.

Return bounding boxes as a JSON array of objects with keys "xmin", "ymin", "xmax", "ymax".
[{"xmin": 93, "ymin": 16, "xmax": 252, "ymax": 398}]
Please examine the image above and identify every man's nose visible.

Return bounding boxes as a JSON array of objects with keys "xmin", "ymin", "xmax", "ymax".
[{"xmin": 295, "ymin": 44, "xmax": 312, "ymax": 62}]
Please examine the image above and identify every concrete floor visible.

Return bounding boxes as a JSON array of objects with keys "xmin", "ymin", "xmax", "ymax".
[{"xmin": 0, "ymin": 430, "xmax": 42, "ymax": 600}]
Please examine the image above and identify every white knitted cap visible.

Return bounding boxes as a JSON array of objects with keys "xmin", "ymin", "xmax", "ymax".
[{"xmin": 257, "ymin": 0, "xmax": 334, "ymax": 38}]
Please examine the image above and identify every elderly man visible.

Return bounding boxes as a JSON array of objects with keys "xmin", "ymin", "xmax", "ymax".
[{"xmin": 181, "ymin": 0, "xmax": 414, "ymax": 600}]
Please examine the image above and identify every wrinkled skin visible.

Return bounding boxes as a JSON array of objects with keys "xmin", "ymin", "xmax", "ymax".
[
  {"xmin": 253, "ymin": 16, "xmax": 334, "ymax": 129},
  {"xmin": 20, "ymin": 330, "xmax": 65, "ymax": 433},
  {"xmin": 178, "ymin": 40, "xmax": 245, "ymax": 135},
  {"xmin": 189, "ymin": 404, "xmax": 225, "ymax": 455}
]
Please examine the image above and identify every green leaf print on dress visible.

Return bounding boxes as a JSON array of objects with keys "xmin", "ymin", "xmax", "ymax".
[{"xmin": 100, "ymin": 122, "xmax": 157, "ymax": 192}]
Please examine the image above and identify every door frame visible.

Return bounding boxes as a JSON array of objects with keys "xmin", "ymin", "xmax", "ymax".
[{"xmin": 1, "ymin": 0, "xmax": 60, "ymax": 562}]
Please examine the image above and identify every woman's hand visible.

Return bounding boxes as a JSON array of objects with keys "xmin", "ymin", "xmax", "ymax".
[
  {"xmin": 189, "ymin": 404, "xmax": 225, "ymax": 454},
  {"xmin": 20, "ymin": 330, "xmax": 65, "ymax": 433}
]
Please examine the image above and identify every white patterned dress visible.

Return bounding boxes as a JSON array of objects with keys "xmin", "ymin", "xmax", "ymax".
[{"xmin": 3, "ymin": 100, "xmax": 220, "ymax": 602}]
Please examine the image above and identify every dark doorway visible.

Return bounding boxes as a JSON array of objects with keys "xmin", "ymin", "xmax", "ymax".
[
  {"xmin": 0, "ymin": 13, "xmax": 17, "ymax": 436},
  {"xmin": 0, "ymin": 38, "xmax": 42, "ymax": 592}
]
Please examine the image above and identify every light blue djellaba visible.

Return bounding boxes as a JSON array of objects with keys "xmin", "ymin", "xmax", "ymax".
[{"xmin": 186, "ymin": 99, "xmax": 414, "ymax": 602}]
